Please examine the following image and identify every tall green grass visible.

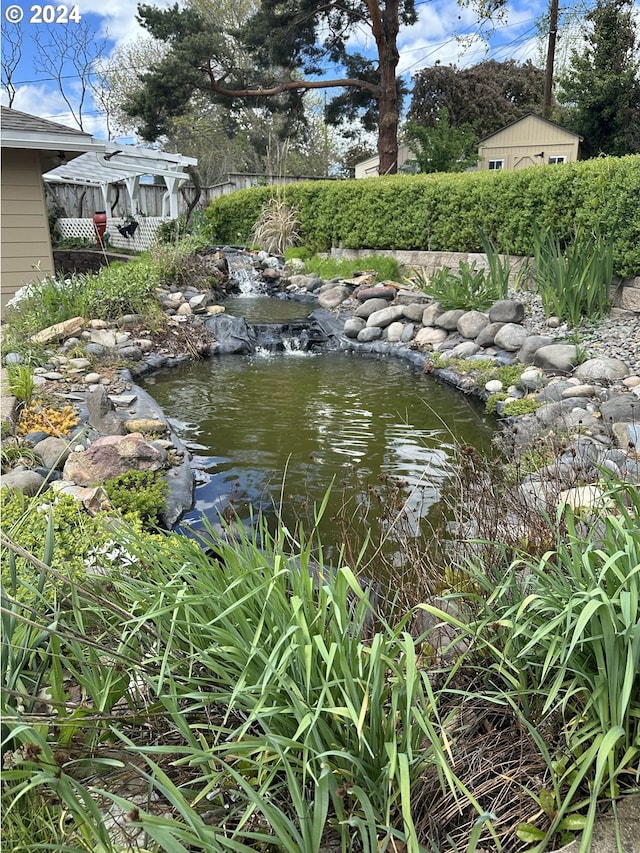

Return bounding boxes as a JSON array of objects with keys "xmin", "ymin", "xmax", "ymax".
[
  {"xmin": 284, "ymin": 250, "xmax": 401, "ymax": 282},
  {"xmin": 532, "ymin": 227, "xmax": 614, "ymax": 326}
]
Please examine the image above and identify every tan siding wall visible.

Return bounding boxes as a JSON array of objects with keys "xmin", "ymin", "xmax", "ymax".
[
  {"xmin": 1, "ymin": 148, "xmax": 55, "ymax": 310},
  {"xmin": 478, "ymin": 115, "xmax": 580, "ymax": 170}
]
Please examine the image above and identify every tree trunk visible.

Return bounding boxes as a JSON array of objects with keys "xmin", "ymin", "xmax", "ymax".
[{"xmin": 371, "ymin": 0, "xmax": 400, "ymax": 175}]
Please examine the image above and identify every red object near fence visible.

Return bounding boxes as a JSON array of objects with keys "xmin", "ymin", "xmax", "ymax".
[{"xmin": 92, "ymin": 211, "xmax": 107, "ymax": 246}]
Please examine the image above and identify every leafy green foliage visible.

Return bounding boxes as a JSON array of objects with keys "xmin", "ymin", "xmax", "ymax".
[
  {"xmin": 3, "ymin": 274, "xmax": 91, "ymax": 336},
  {"xmin": 204, "ymin": 155, "xmax": 640, "ymax": 276},
  {"xmin": 6, "ymin": 365, "xmax": 34, "ymax": 403},
  {"xmin": 556, "ymin": 0, "xmax": 640, "ymax": 157},
  {"xmin": 103, "ymin": 470, "xmax": 168, "ymax": 526},
  {"xmin": 285, "ymin": 250, "xmax": 400, "ymax": 281},
  {"xmin": 408, "ymin": 59, "xmax": 547, "ymax": 140},
  {"xmin": 425, "ymin": 480, "xmax": 640, "ymax": 849},
  {"xmin": 410, "ymin": 259, "xmax": 507, "ymax": 310},
  {"xmin": 403, "ymin": 109, "xmax": 478, "ymax": 174},
  {"xmin": 533, "ymin": 226, "xmax": 614, "ymax": 326},
  {"xmin": 85, "ymin": 257, "xmax": 162, "ymax": 320},
  {"xmin": 1, "ymin": 492, "xmax": 109, "ymax": 599},
  {"xmin": 500, "ymin": 397, "xmax": 540, "ymax": 417}
]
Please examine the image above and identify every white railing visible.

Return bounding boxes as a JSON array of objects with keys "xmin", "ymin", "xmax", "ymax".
[{"xmin": 56, "ymin": 217, "xmax": 168, "ymax": 251}]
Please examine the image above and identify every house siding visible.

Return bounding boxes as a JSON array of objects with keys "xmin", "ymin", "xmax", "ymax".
[
  {"xmin": 478, "ymin": 115, "xmax": 580, "ymax": 170},
  {"xmin": 1, "ymin": 148, "xmax": 55, "ymax": 309}
]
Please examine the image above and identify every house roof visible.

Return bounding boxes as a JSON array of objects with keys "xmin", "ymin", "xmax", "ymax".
[
  {"xmin": 1, "ymin": 105, "xmax": 104, "ymax": 154},
  {"xmin": 478, "ymin": 112, "xmax": 584, "ymax": 144}
]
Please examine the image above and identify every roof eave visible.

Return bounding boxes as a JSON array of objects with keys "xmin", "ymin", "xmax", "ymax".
[{"xmin": 1, "ymin": 128, "xmax": 104, "ymax": 153}]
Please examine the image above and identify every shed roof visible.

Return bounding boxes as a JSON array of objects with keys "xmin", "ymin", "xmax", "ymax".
[{"xmin": 478, "ymin": 112, "xmax": 583, "ymax": 144}]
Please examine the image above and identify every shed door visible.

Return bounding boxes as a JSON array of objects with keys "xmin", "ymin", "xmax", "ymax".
[{"xmin": 514, "ymin": 155, "xmax": 536, "ymax": 169}]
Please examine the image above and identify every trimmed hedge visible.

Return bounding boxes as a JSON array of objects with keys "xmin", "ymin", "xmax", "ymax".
[{"xmin": 203, "ymin": 155, "xmax": 640, "ymax": 277}]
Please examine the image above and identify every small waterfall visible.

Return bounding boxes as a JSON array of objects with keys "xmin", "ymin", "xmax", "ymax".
[{"xmin": 224, "ymin": 249, "xmax": 268, "ymax": 297}]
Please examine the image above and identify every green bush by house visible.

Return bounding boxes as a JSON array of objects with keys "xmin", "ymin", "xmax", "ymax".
[{"xmin": 203, "ymin": 155, "xmax": 640, "ymax": 277}]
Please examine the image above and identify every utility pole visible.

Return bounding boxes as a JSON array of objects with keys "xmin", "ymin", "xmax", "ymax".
[{"xmin": 543, "ymin": 0, "xmax": 559, "ymax": 118}]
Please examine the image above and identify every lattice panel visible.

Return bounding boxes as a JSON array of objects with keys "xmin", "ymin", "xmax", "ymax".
[{"xmin": 57, "ymin": 217, "xmax": 167, "ymax": 251}]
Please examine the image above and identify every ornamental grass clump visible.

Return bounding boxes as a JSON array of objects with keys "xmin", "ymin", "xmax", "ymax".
[
  {"xmin": 532, "ymin": 226, "xmax": 614, "ymax": 326},
  {"xmin": 424, "ymin": 479, "xmax": 640, "ymax": 851}
]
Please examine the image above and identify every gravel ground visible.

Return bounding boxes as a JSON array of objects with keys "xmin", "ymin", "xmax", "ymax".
[{"xmin": 511, "ymin": 288, "xmax": 640, "ymax": 376}]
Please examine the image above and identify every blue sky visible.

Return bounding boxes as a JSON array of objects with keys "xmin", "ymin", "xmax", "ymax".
[{"xmin": 1, "ymin": 0, "xmax": 595, "ymax": 141}]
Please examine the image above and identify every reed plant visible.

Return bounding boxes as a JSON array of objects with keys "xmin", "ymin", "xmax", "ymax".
[
  {"xmin": 532, "ymin": 227, "xmax": 614, "ymax": 327},
  {"xmin": 423, "ymin": 479, "xmax": 640, "ymax": 851}
]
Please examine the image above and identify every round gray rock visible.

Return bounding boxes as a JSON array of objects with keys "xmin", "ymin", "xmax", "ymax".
[
  {"xmin": 533, "ymin": 344, "xmax": 579, "ymax": 374},
  {"xmin": 457, "ymin": 311, "xmax": 489, "ymax": 340},
  {"xmin": 573, "ymin": 357, "xmax": 630, "ymax": 383},
  {"xmin": 493, "ymin": 324, "xmax": 530, "ymax": 352}
]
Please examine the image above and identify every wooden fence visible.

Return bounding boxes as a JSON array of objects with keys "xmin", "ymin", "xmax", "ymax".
[{"xmin": 46, "ymin": 173, "xmax": 327, "ymax": 219}]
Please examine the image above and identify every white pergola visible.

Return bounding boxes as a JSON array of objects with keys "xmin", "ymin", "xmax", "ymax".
[{"xmin": 44, "ymin": 141, "xmax": 198, "ymax": 219}]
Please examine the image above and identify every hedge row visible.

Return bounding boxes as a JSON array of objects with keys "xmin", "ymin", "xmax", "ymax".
[{"xmin": 204, "ymin": 155, "xmax": 640, "ymax": 277}]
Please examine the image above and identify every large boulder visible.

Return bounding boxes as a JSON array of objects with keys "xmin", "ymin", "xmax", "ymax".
[
  {"xmin": 457, "ymin": 310, "xmax": 489, "ymax": 340},
  {"xmin": 354, "ymin": 298, "xmax": 391, "ymax": 319},
  {"xmin": 573, "ymin": 357, "xmax": 630, "ymax": 383},
  {"xmin": 493, "ymin": 323, "xmax": 530, "ymax": 352},
  {"xmin": 318, "ymin": 284, "xmax": 352, "ymax": 309},
  {"xmin": 366, "ymin": 305, "xmax": 406, "ymax": 328},
  {"xmin": 533, "ymin": 344, "xmax": 579, "ymax": 374},
  {"xmin": 62, "ymin": 433, "xmax": 167, "ymax": 486}
]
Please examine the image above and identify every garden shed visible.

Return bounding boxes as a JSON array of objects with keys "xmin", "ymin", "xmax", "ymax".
[
  {"xmin": 477, "ymin": 113, "xmax": 583, "ymax": 170},
  {"xmin": 0, "ymin": 106, "xmax": 103, "ymax": 310}
]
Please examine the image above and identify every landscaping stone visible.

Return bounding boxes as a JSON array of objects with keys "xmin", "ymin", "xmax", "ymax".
[
  {"xmin": 87, "ymin": 385, "xmax": 126, "ymax": 435},
  {"xmin": 573, "ymin": 356, "xmax": 630, "ymax": 382},
  {"xmin": 0, "ymin": 469, "xmax": 46, "ymax": 495},
  {"xmin": 62, "ymin": 433, "xmax": 167, "ymax": 485},
  {"xmin": 422, "ymin": 302, "xmax": 444, "ymax": 326},
  {"xmin": 493, "ymin": 323, "xmax": 530, "ymax": 351},
  {"xmin": 474, "ymin": 322, "xmax": 504, "ymax": 347},
  {"xmin": 354, "ymin": 297, "xmax": 390, "ymax": 319},
  {"xmin": 365, "ymin": 304, "xmax": 406, "ymax": 328},
  {"xmin": 457, "ymin": 310, "xmax": 489, "ymax": 339},
  {"xmin": 533, "ymin": 344, "xmax": 579, "ymax": 373},
  {"xmin": 344, "ymin": 317, "xmax": 366, "ymax": 338},
  {"xmin": 435, "ymin": 309, "xmax": 466, "ymax": 331},
  {"xmin": 488, "ymin": 299, "xmax": 525, "ymax": 323},
  {"xmin": 33, "ymin": 436, "xmax": 71, "ymax": 470}
]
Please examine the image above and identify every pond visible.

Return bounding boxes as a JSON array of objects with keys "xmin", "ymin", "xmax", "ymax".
[{"xmin": 143, "ymin": 349, "xmax": 497, "ymax": 565}]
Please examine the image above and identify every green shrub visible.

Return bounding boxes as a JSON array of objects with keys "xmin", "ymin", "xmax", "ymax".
[
  {"xmin": 500, "ymin": 397, "xmax": 540, "ymax": 417},
  {"xmin": 103, "ymin": 470, "xmax": 168, "ymax": 526},
  {"xmin": 1, "ymin": 491, "xmax": 114, "ymax": 599},
  {"xmin": 84, "ymin": 257, "xmax": 162, "ymax": 320},
  {"xmin": 3, "ymin": 274, "xmax": 91, "ymax": 335},
  {"xmin": 204, "ymin": 156, "xmax": 640, "ymax": 276}
]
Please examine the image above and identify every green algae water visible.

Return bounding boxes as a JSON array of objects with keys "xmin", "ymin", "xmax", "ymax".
[{"xmin": 144, "ymin": 350, "xmax": 496, "ymax": 560}]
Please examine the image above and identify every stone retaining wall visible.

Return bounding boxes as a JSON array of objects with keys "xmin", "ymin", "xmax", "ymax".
[
  {"xmin": 330, "ymin": 248, "xmax": 640, "ymax": 315},
  {"xmin": 53, "ymin": 250, "xmax": 134, "ymax": 277}
]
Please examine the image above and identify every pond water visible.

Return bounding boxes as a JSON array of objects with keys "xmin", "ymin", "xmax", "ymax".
[
  {"xmin": 144, "ymin": 350, "xmax": 497, "ymax": 562},
  {"xmin": 223, "ymin": 295, "xmax": 317, "ymax": 322}
]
